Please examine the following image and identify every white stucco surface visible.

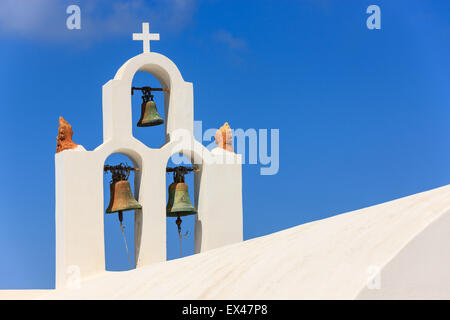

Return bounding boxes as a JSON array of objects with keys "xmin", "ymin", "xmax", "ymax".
[{"xmin": 1, "ymin": 184, "xmax": 446, "ymax": 300}]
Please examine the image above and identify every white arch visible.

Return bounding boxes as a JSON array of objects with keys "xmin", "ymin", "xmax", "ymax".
[
  {"xmin": 103, "ymin": 52, "xmax": 194, "ymax": 144},
  {"xmin": 114, "ymin": 52, "xmax": 183, "ymax": 86}
]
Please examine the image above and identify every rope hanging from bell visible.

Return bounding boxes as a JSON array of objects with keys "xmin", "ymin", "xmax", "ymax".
[
  {"xmin": 175, "ymin": 215, "xmax": 189, "ymax": 257},
  {"xmin": 118, "ymin": 211, "xmax": 133, "ymax": 269}
]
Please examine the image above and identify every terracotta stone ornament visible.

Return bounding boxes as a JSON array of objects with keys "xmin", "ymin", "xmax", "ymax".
[
  {"xmin": 214, "ymin": 122, "xmax": 234, "ymax": 152},
  {"xmin": 56, "ymin": 117, "xmax": 79, "ymax": 153}
]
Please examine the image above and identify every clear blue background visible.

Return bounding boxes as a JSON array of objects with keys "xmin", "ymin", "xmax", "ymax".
[{"xmin": 0, "ymin": 0, "xmax": 449, "ymax": 288}]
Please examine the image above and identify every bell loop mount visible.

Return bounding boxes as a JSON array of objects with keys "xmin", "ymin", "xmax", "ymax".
[
  {"xmin": 131, "ymin": 86, "xmax": 169, "ymax": 102},
  {"xmin": 166, "ymin": 165, "xmax": 198, "ymax": 183},
  {"xmin": 104, "ymin": 162, "xmax": 139, "ymax": 183}
]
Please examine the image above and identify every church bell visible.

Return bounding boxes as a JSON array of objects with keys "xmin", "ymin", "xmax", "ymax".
[
  {"xmin": 104, "ymin": 163, "xmax": 142, "ymax": 214},
  {"xmin": 106, "ymin": 180, "xmax": 142, "ymax": 214},
  {"xmin": 166, "ymin": 166, "xmax": 197, "ymax": 217},
  {"xmin": 137, "ymin": 95, "xmax": 164, "ymax": 127},
  {"xmin": 166, "ymin": 181, "xmax": 197, "ymax": 217}
]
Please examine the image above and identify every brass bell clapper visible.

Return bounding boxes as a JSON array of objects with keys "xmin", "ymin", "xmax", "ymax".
[
  {"xmin": 104, "ymin": 163, "xmax": 142, "ymax": 268},
  {"xmin": 132, "ymin": 86, "xmax": 168, "ymax": 127},
  {"xmin": 166, "ymin": 166, "xmax": 198, "ymax": 257}
]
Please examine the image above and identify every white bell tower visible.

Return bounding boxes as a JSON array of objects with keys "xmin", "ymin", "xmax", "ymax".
[{"xmin": 54, "ymin": 22, "xmax": 243, "ymax": 288}]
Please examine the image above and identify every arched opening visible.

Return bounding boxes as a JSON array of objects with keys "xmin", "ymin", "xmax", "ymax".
[
  {"xmin": 165, "ymin": 154, "xmax": 198, "ymax": 260},
  {"xmin": 103, "ymin": 153, "xmax": 141, "ymax": 271},
  {"xmin": 131, "ymin": 71, "xmax": 168, "ymax": 148}
]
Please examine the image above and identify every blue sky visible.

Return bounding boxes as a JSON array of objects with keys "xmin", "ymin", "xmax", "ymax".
[{"xmin": 0, "ymin": 0, "xmax": 449, "ymax": 289}]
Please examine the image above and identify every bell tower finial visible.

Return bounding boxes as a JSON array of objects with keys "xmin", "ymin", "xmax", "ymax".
[{"xmin": 133, "ymin": 22, "xmax": 160, "ymax": 53}]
